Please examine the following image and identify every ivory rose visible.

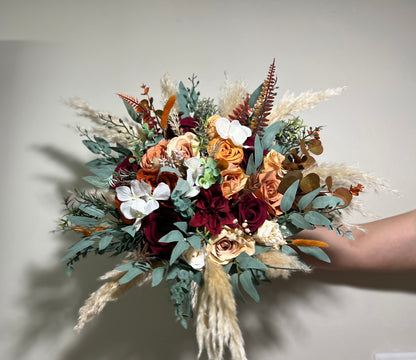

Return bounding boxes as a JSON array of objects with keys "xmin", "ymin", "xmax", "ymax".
[
  {"xmin": 220, "ymin": 167, "xmax": 248, "ymax": 199},
  {"xmin": 208, "ymin": 138, "xmax": 244, "ymax": 166},
  {"xmin": 207, "ymin": 226, "xmax": 255, "ymax": 265},
  {"xmin": 254, "ymin": 170, "xmax": 284, "ymax": 216},
  {"xmin": 263, "ymin": 150, "xmax": 286, "ymax": 177},
  {"xmin": 140, "ymin": 139, "xmax": 168, "ymax": 168},
  {"xmin": 255, "ymin": 220, "xmax": 286, "ymax": 248},
  {"xmin": 167, "ymin": 132, "xmax": 199, "ymax": 160}
]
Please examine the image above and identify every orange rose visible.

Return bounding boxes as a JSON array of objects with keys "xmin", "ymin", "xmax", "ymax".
[
  {"xmin": 136, "ymin": 168, "xmax": 178, "ymax": 191},
  {"xmin": 254, "ymin": 170, "xmax": 284, "ymax": 216},
  {"xmin": 166, "ymin": 132, "xmax": 199, "ymax": 160},
  {"xmin": 220, "ymin": 167, "xmax": 248, "ymax": 199},
  {"xmin": 207, "ymin": 226, "xmax": 255, "ymax": 265},
  {"xmin": 206, "ymin": 114, "xmax": 222, "ymax": 139},
  {"xmin": 140, "ymin": 139, "xmax": 168, "ymax": 169},
  {"xmin": 263, "ymin": 149, "xmax": 286, "ymax": 177},
  {"xmin": 209, "ymin": 138, "xmax": 244, "ymax": 166}
]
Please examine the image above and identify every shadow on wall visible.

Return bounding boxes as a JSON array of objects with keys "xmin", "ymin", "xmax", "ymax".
[{"xmin": 14, "ymin": 145, "xmax": 416, "ymax": 360}]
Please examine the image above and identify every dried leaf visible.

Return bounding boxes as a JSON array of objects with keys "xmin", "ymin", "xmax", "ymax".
[
  {"xmin": 333, "ymin": 187, "xmax": 353, "ymax": 206},
  {"xmin": 300, "ymin": 173, "xmax": 321, "ymax": 193},
  {"xmin": 308, "ymin": 139, "xmax": 323, "ymax": 155}
]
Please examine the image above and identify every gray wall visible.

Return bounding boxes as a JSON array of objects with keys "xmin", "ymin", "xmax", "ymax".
[{"xmin": 1, "ymin": 1, "xmax": 415, "ymax": 359}]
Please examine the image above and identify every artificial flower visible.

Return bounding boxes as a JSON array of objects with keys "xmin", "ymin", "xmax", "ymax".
[
  {"xmin": 220, "ymin": 167, "xmax": 248, "ymax": 199},
  {"xmin": 110, "ymin": 155, "xmax": 139, "ymax": 189},
  {"xmin": 255, "ymin": 220, "xmax": 286, "ymax": 247},
  {"xmin": 208, "ymin": 138, "xmax": 244, "ymax": 166},
  {"xmin": 254, "ymin": 170, "xmax": 284, "ymax": 216},
  {"xmin": 181, "ymin": 247, "xmax": 206, "ymax": 270},
  {"xmin": 232, "ymin": 194, "xmax": 268, "ymax": 233},
  {"xmin": 263, "ymin": 149, "xmax": 286, "ymax": 177},
  {"xmin": 136, "ymin": 168, "xmax": 178, "ymax": 192},
  {"xmin": 207, "ymin": 226, "xmax": 255, "ymax": 265},
  {"xmin": 189, "ymin": 184, "xmax": 235, "ymax": 235},
  {"xmin": 140, "ymin": 139, "xmax": 168, "ymax": 168},
  {"xmin": 167, "ymin": 132, "xmax": 199, "ymax": 160},
  {"xmin": 215, "ymin": 117, "xmax": 252, "ymax": 147},
  {"xmin": 116, "ymin": 180, "xmax": 171, "ymax": 229}
]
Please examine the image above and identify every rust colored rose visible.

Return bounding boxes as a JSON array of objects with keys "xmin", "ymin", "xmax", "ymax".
[
  {"xmin": 140, "ymin": 139, "xmax": 168, "ymax": 169},
  {"xmin": 263, "ymin": 149, "xmax": 286, "ymax": 177},
  {"xmin": 136, "ymin": 168, "xmax": 178, "ymax": 191},
  {"xmin": 207, "ymin": 227, "xmax": 255, "ymax": 265},
  {"xmin": 166, "ymin": 132, "xmax": 199, "ymax": 160},
  {"xmin": 254, "ymin": 170, "xmax": 284, "ymax": 216},
  {"xmin": 220, "ymin": 167, "xmax": 248, "ymax": 199},
  {"xmin": 209, "ymin": 138, "xmax": 244, "ymax": 166}
]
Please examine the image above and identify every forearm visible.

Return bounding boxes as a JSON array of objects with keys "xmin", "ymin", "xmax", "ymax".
[{"xmin": 296, "ymin": 210, "xmax": 416, "ymax": 271}]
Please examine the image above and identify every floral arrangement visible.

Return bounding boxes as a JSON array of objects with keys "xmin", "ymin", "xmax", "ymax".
[{"xmin": 61, "ymin": 60, "xmax": 367, "ymax": 360}]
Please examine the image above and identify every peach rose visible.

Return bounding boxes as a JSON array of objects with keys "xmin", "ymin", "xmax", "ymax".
[
  {"xmin": 207, "ymin": 226, "xmax": 255, "ymax": 265},
  {"xmin": 254, "ymin": 170, "xmax": 284, "ymax": 216},
  {"xmin": 208, "ymin": 138, "xmax": 244, "ymax": 166},
  {"xmin": 140, "ymin": 139, "xmax": 168, "ymax": 169},
  {"xmin": 263, "ymin": 150, "xmax": 286, "ymax": 177},
  {"xmin": 220, "ymin": 167, "xmax": 248, "ymax": 199},
  {"xmin": 166, "ymin": 132, "xmax": 199, "ymax": 160}
]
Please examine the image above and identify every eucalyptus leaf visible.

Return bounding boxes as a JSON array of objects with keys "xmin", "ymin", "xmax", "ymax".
[
  {"xmin": 312, "ymin": 196, "xmax": 344, "ymax": 209},
  {"xmin": 118, "ymin": 267, "xmax": 145, "ymax": 285},
  {"xmin": 152, "ymin": 267, "xmax": 166, "ymax": 287},
  {"xmin": 170, "ymin": 240, "xmax": 190, "ymax": 265},
  {"xmin": 94, "ymin": 136, "xmax": 111, "ymax": 155},
  {"xmin": 249, "ymin": 83, "xmax": 263, "ymax": 108},
  {"xmin": 177, "ymin": 81, "xmax": 190, "ymax": 117},
  {"xmin": 82, "ymin": 140, "xmax": 102, "ymax": 154},
  {"xmin": 62, "ymin": 240, "xmax": 95, "ymax": 261},
  {"xmin": 230, "ymin": 273, "xmax": 245, "ymax": 302},
  {"xmin": 174, "ymin": 222, "xmax": 188, "ymax": 233},
  {"xmin": 121, "ymin": 225, "xmax": 136, "ymax": 237},
  {"xmin": 297, "ymin": 246, "xmax": 331, "ymax": 263},
  {"xmin": 187, "ymin": 234, "xmax": 201, "ymax": 250},
  {"xmin": 261, "ymin": 121, "xmax": 282, "ymax": 150},
  {"xmin": 114, "ymin": 262, "xmax": 135, "ymax": 272},
  {"xmin": 240, "ymin": 271, "xmax": 260, "ymax": 302},
  {"xmin": 297, "ymin": 185, "xmax": 324, "ymax": 211},
  {"xmin": 254, "ymin": 134, "xmax": 263, "ymax": 169},
  {"xmin": 166, "ymin": 265, "xmax": 179, "ymax": 280},
  {"xmin": 288, "ymin": 212, "xmax": 315, "ymax": 230},
  {"xmin": 236, "ymin": 252, "xmax": 268, "ymax": 270},
  {"xmin": 281, "ymin": 245, "xmax": 298, "ymax": 257},
  {"xmin": 83, "ymin": 176, "xmax": 109, "ymax": 189},
  {"xmin": 245, "ymin": 153, "xmax": 256, "ymax": 175},
  {"xmin": 98, "ymin": 235, "xmax": 113, "ymax": 251},
  {"xmin": 304, "ymin": 211, "xmax": 332, "ymax": 226},
  {"xmin": 158, "ymin": 166, "xmax": 182, "ymax": 178},
  {"xmin": 160, "ymin": 230, "xmax": 184, "ymax": 244},
  {"xmin": 79, "ymin": 204, "xmax": 105, "ymax": 218},
  {"xmin": 90, "ymin": 166, "xmax": 116, "ymax": 179},
  {"xmin": 121, "ymin": 99, "xmax": 141, "ymax": 122},
  {"xmin": 67, "ymin": 216, "xmax": 98, "ymax": 227},
  {"xmin": 280, "ymin": 179, "xmax": 299, "ymax": 212}
]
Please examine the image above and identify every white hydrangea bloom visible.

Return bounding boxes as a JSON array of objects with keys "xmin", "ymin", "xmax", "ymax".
[{"xmin": 215, "ymin": 117, "xmax": 252, "ymax": 147}]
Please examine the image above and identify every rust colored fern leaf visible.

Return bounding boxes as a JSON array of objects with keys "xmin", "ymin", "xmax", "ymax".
[
  {"xmin": 117, "ymin": 93, "xmax": 158, "ymax": 129},
  {"xmin": 228, "ymin": 94, "xmax": 252, "ymax": 127},
  {"xmin": 251, "ymin": 60, "xmax": 277, "ymax": 137}
]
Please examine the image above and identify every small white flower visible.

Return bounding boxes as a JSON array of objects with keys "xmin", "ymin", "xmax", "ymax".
[
  {"xmin": 181, "ymin": 247, "xmax": 206, "ymax": 271},
  {"xmin": 255, "ymin": 220, "xmax": 286, "ymax": 248},
  {"xmin": 215, "ymin": 117, "xmax": 252, "ymax": 147},
  {"xmin": 116, "ymin": 180, "xmax": 170, "ymax": 229},
  {"xmin": 183, "ymin": 157, "xmax": 205, "ymax": 197}
]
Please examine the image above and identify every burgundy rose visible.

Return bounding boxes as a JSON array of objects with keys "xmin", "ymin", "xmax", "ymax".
[
  {"xmin": 111, "ymin": 156, "xmax": 139, "ymax": 189},
  {"xmin": 141, "ymin": 207, "xmax": 182, "ymax": 258},
  {"xmin": 232, "ymin": 194, "xmax": 268, "ymax": 233},
  {"xmin": 179, "ymin": 117, "xmax": 199, "ymax": 134},
  {"xmin": 189, "ymin": 184, "xmax": 235, "ymax": 235}
]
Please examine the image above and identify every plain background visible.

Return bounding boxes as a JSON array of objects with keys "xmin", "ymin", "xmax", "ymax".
[{"xmin": 0, "ymin": 1, "xmax": 415, "ymax": 359}]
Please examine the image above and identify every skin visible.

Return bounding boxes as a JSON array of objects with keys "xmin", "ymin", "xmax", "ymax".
[{"xmin": 297, "ymin": 210, "xmax": 416, "ymax": 271}]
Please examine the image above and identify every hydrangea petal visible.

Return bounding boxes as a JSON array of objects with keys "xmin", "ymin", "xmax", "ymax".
[
  {"xmin": 116, "ymin": 186, "xmax": 133, "ymax": 201},
  {"xmin": 215, "ymin": 117, "xmax": 231, "ymax": 139},
  {"xmin": 153, "ymin": 182, "xmax": 171, "ymax": 200},
  {"xmin": 229, "ymin": 120, "xmax": 252, "ymax": 147}
]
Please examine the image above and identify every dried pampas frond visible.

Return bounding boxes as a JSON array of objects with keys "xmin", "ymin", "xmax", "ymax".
[
  {"xmin": 195, "ymin": 259, "xmax": 247, "ymax": 360},
  {"xmin": 256, "ymin": 250, "xmax": 310, "ymax": 279},
  {"xmin": 160, "ymin": 73, "xmax": 179, "ymax": 109},
  {"xmin": 63, "ymin": 97, "xmax": 141, "ymax": 147},
  {"xmin": 218, "ymin": 75, "xmax": 248, "ymax": 118},
  {"xmin": 74, "ymin": 271, "xmax": 151, "ymax": 331},
  {"xmin": 268, "ymin": 87, "xmax": 345, "ymax": 124}
]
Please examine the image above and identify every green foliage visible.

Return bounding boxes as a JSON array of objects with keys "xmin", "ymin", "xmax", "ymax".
[
  {"xmin": 177, "ymin": 75, "xmax": 200, "ymax": 118},
  {"xmin": 194, "ymin": 97, "xmax": 217, "ymax": 120},
  {"xmin": 280, "ymin": 179, "xmax": 299, "ymax": 212}
]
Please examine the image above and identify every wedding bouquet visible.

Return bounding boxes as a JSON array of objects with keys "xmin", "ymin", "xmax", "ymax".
[{"xmin": 60, "ymin": 60, "xmax": 365, "ymax": 359}]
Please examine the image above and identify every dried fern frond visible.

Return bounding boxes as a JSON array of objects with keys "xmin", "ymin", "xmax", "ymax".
[
  {"xmin": 74, "ymin": 271, "xmax": 151, "ymax": 331},
  {"xmin": 194, "ymin": 259, "xmax": 247, "ymax": 360},
  {"xmin": 268, "ymin": 87, "xmax": 345, "ymax": 125},
  {"xmin": 251, "ymin": 60, "xmax": 277, "ymax": 136},
  {"xmin": 255, "ymin": 249, "xmax": 310, "ymax": 279},
  {"xmin": 228, "ymin": 94, "xmax": 252, "ymax": 126},
  {"xmin": 117, "ymin": 93, "xmax": 158, "ymax": 129},
  {"xmin": 218, "ymin": 74, "xmax": 248, "ymax": 118}
]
